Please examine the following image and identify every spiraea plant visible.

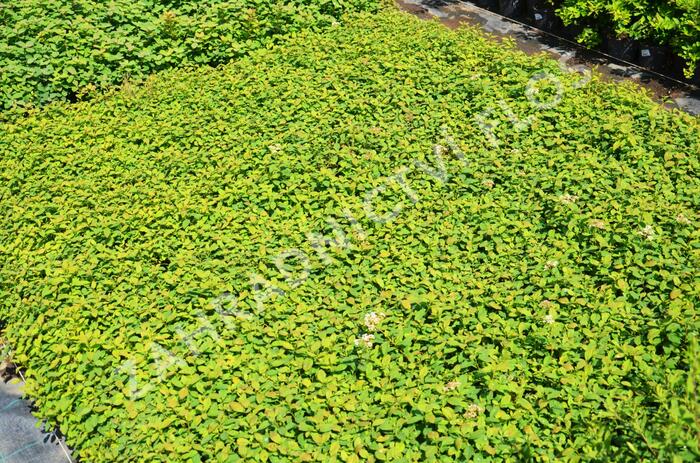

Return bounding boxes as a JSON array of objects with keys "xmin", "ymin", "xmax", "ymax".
[{"xmin": 0, "ymin": 7, "xmax": 698, "ymax": 463}]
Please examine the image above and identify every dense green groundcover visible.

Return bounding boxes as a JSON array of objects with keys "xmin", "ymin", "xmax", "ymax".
[
  {"xmin": 1, "ymin": 9, "xmax": 699, "ymax": 463},
  {"xmin": 0, "ymin": 0, "xmax": 382, "ymax": 111}
]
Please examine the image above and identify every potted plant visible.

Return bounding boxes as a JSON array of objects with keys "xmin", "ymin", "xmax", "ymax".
[
  {"xmin": 675, "ymin": 55, "xmax": 700, "ymax": 86},
  {"xmin": 553, "ymin": 0, "xmax": 598, "ymax": 42},
  {"xmin": 526, "ymin": 0, "xmax": 557, "ymax": 31},
  {"xmin": 604, "ymin": 31, "xmax": 638, "ymax": 62},
  {"xmin": 499, "ymin": 0, "xmax": 526, "ymax": 18},
  {"xmin": 637, "ymin": 43, "xmax": 671, "ymax": 72}
]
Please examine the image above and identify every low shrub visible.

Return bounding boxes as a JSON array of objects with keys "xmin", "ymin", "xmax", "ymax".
[
  {"xmin": 1, "ymin": 9, "xmax": 699, "ymax": 462},
  {"xmin": 556, "ymin": 0, "xmax": 700, "ymax": 76},
  {"xmin": 0, "ymin": 0, "xmax": 383, "ymax": 111}
]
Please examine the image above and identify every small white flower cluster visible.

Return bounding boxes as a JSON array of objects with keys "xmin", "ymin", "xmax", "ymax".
[
  {"xmin": 363, "ymin": 311, "xmax": 386, "ymax": 332},
  {"xmin": 676, "ymin": 213, "xmax": 690, "ymax": 225},
  {"xmin": 433, "ymin": 144, "xmax": 447, "ymax": 156},
  {"xmin": 268, "ymin": 143, "xmax": 282, "ymax": 153},
  {"xmin": 543, "ymin": 314, "xmax": 555, "ymax": 324},
  {"xmin": 444, "ymin": 380, "xmax": 460, "ymax": 392},
  {"xmin": 353, "ymin": 333, "xmax": 375, "ymax": 349},
  {"xmin": 638, "ymin": 224, "xmax": 655, "ymax": 241},
  {"xmin": 559, "ymin": 194, "xmax": 579, "ymax": 204},
  {"xmin": 545, "ymin": 260, "xmax": 558, "ymax": 270},
  {"xmin": 464, "ymin": 403, "xmax": 484, "ymax": 419},
  {"xmin": 354, "ymin": 312, "xmax": 387, "ymax": 349}
]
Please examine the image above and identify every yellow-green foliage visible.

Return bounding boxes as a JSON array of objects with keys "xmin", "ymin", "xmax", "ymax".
[{"xmin": 1, "ymin": 10, "xmax": 699, "ymax": 462}]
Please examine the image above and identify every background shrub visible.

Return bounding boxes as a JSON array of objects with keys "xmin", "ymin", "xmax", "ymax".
[
  {"xmin": 1, "ymin": 9, "xmax": 699, "ymax": 462},
  {"xmin": 0, "ymin": 0, "xmax": 383, "ymax": 110},
  {"xmin": 556, "ymin": 0, "xmax": 700, "ymax": 76}
]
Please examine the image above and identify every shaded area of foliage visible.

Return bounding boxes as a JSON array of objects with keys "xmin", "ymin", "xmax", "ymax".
[{"xmin": 1, "ymin": 9, "xmax": 699, "ymax": 462}]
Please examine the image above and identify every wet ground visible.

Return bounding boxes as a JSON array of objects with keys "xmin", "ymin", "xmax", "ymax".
[
  {"xmin": 0, "ymin": 361, "xmax": 72, "ymax": 463},
  {"xmin": 397, "ymin": 0, "xmax": 700, "ymax": 115}
]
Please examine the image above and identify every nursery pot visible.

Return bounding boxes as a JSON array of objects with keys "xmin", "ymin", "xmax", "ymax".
[
  {"xmin": 554, "ymin": 21, "xmax": 583, "ymax": 41},
  {"xmin": 528, "ymin": 8, "xmax": 556, "ymax": 31},
  {"xmin": 637, "ymin": 44, "xmax": 670, "ymax": 73},
  {"xmin": 498, "ymin": 0, "xmax": 525, "ymax": 18},
  {"xmin": 477, "ymin": 0, "xmax": 500, "ymax": 12},
  {"xmin": 670, "ymin": 54, "xmax": 688, "ymax": 80},
  {"xmin": 525, "ymin": 0, "xmax": 547, "ymax": 12},
  {"xmin": 604, "ymin": 35, "xmax": 638, "ymax": 62},
  {"xmin": 670, "ymin": 55, "xmax": 700, "ymax": 86}
]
